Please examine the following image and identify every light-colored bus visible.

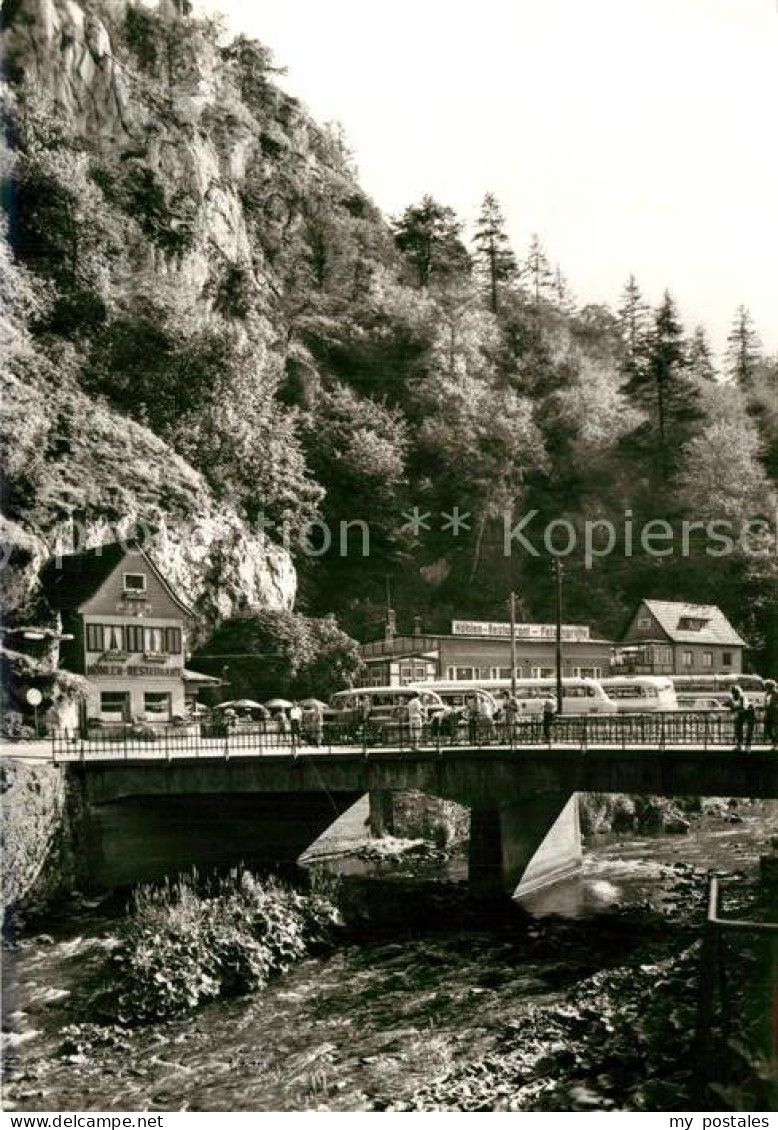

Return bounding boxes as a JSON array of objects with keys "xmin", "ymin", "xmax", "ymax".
[
  {"xmin": 600, "ymin": 676, "xmax": 677, "ymax": 713},
  {"xmin": 669, "ymin": 674, "xmax": 766, "ymax": 709},
  {"xmin": 412, "ymin": 677, "xmax": 615, "ymax": 716},
  {"xmin": 330, "ymin": 685, "xmax": 444, "ymax": 727}
]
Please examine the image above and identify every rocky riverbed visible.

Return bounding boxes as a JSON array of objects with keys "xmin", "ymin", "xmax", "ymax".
[{"xmin": 3, "ymin": 803, "xmax": 777, "ymax": 1112}]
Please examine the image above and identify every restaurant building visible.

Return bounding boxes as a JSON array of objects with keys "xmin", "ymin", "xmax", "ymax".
[
  {"xmin": 41, "ymin": 543, "xmax": 217, "ymax": 724},
  {"xmin": 358, "ymin": 618, "xmax": 613, "ymax": 687},
  {"xmin": 615, "ymin": 600, "xmax": 747, "ymax": 675}
]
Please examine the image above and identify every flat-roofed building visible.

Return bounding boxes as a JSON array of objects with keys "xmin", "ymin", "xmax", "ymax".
[{"xmin": 359, "ymin": 619, "xmax": 613, "ymax": 686}]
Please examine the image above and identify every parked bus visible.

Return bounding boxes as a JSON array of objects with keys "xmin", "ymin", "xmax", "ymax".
[
  {"xmin": 413, "ymin": 677, "xmax": 615, "ymax": 716},
  {"xmin": 669, "ymin": 674, "xmax": 766, "ymax": 709},
  {"xmin": 599, "ymin": 676, "xmax": 677, "ymax": 713},
  {"xmin": 329, "ymin": 685, "xmax": 445, "ymax": 731}
]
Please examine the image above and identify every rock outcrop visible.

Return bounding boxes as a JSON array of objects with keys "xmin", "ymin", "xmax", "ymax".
[
  {"xmin": 0, "ymin": 366, "xmax": 296, "ymax": 638},
  {"xmin": 1, "ymin": 757, "xmax": 70, "ymax": 911},
  {"xmin": 2, "ymin": 0, "xmax": 331, "ymax": 631}
]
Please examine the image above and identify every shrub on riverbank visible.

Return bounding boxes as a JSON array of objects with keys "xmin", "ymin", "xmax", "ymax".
[{"xmin": 110, "ymin": 869, "xmax": 342, "ymax": 1022}]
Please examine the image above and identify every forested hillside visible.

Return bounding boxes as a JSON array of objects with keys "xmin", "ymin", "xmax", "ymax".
[{"xmin": 2, "ymin": 0, "xmax": 776, "ymax": 666}]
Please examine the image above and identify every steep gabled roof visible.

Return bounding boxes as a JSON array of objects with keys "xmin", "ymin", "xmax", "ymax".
[
  {"xmin": 40, "ymin": 543, "xmax": 193, "ymax": 618},
  {"xmin": 40, "ymin": 543, "xmax": 127, "ymax": 612},
  {"xmin": 642, "ymin": 600, "xmax": 747, "ymax": 648}
]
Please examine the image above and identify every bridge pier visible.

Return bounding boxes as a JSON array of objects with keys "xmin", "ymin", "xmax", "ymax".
[{"xmin": 468, "ymin": 793, "xmax": 582, "ymax": 899}]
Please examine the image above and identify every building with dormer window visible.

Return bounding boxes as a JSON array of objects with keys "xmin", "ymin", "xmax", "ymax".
[
  {"xmin": 41, "ymin": 543, "xmax": 216, "ymax": 724},
  {"xmin": 616, "ymin": 599, "xmax": 747, "ymax": 675}
]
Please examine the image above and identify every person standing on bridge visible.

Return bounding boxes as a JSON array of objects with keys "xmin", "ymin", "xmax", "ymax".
[
  {"xmin": 289, "ymin": 701, "xmax": 303, "ymax": 749},
  {"xmin": 730, "ymin": 684, "xmax": 755, "ymax": 751},
  {"xmin": 466, "ymin": 696, "xmax": 479, "ymax": 744},
  {"xmin": 306, "ymin": 699, "xmax": 325, "ymax": 747},
  {"xmin": 763, "ymin": 679, "xmax": 778, "ymax": 749},
  {"xmin": 406, "ymin": 692, "xmax": 424, "ymax": 748},
  {"xmin": 477, "ymin": 694, "xmax": 496, "ymax": 742},
  {"xmin": 542, "ymin": 694, "xmax": 556, "ymax": 744},
  {"xmin": 502, "ymin": 692, "xmax": 520, "ymax": 743}
]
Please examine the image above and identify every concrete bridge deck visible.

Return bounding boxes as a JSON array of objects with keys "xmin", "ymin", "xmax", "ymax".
[
  {"xmin": 65, "ymin": 744, "xmax": 778, "ymax": 805},
  {"xmin": 15, "ymin": 734, "xmax": 774, "ymax": 900}
]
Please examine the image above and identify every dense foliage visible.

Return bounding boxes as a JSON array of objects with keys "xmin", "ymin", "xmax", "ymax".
[
  {"xmin": 2, "ymin": 0, "xmax": 777, "ymax": 667},
  {"xmin": 110, "ymin": 869, "xmax": 342, "ymax": 1021},
  {"xmin": 193, "ymin": 609, "xmax": 364, "ymax": 700}
]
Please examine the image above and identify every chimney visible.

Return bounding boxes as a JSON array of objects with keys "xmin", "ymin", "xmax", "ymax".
[{"xmin": 413, "ymin": 615, "xmax": 422, "ymax": 637}]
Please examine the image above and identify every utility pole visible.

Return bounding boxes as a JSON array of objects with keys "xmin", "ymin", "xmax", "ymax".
[
  {"xmin": 553, "ymin": 559, "xmax": 564, "ymax": 714},
  {"xmin": 509, "ymin": 591, "xmax": 518, "ymax": 698}
]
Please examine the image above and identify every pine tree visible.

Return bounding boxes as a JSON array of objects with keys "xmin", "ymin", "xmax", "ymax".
[
  {"xmin": 617, "ymin": 274, "xmax": 651, "ymax": 374},
  {"xmin": 471, "ymin": 192, "xmax": 517, "ymax": 313},
  {"xmin": 392, "ymin": 195, "xmax": 469, "ymax": 288},
  {"xmin": 687, "ymin": 325, "xmax": 717, "ymax": 382},
  {"xmin": 622, "ymin": 290, "xmax": 701, "ymax": 483},
  {"xmin": 725, "ymin": 305, "xmax": 762, "ymax": 387},
  {"xmin": 552, "ymin": 265, "xmax": 576, "ymax": 314},
  {"xmin": 524, "ymin": 234, "xmax": 554, "ymax": 308}
]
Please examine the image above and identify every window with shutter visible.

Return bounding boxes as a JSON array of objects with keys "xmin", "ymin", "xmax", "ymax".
[
  {"xmin": 164, "ymin": 627, "xmax": 182, "ymax": 654},
  {"xmin": 126, "ymin": 625, "xmax": 144, "ymax": 652},
  {"xmin": 86, "ymin": 624, "xmax": 104, "ymax": 652}
]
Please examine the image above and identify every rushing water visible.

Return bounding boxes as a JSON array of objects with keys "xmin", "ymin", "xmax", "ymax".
[{"xmin": 3, "ymin": 802, "xmax": 777, "ymax": 1112}]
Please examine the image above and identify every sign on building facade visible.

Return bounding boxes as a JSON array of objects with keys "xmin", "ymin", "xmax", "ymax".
[{"xmin": 451, "ymin": 620, "xmax": 590, "ymax": 642}]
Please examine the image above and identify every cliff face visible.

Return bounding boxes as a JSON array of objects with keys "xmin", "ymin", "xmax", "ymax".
[
  {"xmin": 1, "ymin": 0, "xmax": 368, "ymax": 628},
  {"xmin": 3, "ymin": 0, "xmax": 358, "ymax": 297}
]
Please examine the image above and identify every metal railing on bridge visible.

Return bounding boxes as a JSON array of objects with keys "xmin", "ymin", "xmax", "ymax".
[{"xmin": 49, "ymin": 711, "xmax": 774, "ymax": 763}]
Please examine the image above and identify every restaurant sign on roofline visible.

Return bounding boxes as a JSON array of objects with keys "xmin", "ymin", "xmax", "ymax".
[{"xmin": 451, "ymin": 620, "xmax": 590, "ymax": 642}]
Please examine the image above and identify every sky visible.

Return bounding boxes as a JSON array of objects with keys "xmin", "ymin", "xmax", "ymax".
[{"xmin": 198, "ymin": 0, "xmax": 778, "ymax": 359}]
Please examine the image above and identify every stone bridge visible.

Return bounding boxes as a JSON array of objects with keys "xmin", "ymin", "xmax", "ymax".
[{"xmin": 68, "ymin": 745, "xmax": 778, "ymax": 898}]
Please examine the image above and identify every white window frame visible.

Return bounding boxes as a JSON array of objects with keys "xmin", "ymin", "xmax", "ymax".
[
  {"xmin": 145, "ymin": 627, "xmax": 165, "ymax": 654},
  {"xmin": 123, "ymin": 572, "xmax": 147, "ymax": 593},
  {"xmin": 104, "ymin": 624, "xmax": 125, "ymax": 652}
]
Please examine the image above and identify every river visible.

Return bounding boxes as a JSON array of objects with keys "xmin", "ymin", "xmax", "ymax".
[{"xmin": 3, "ymin": 801, "xmax": 776, "ymax": 1112}]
